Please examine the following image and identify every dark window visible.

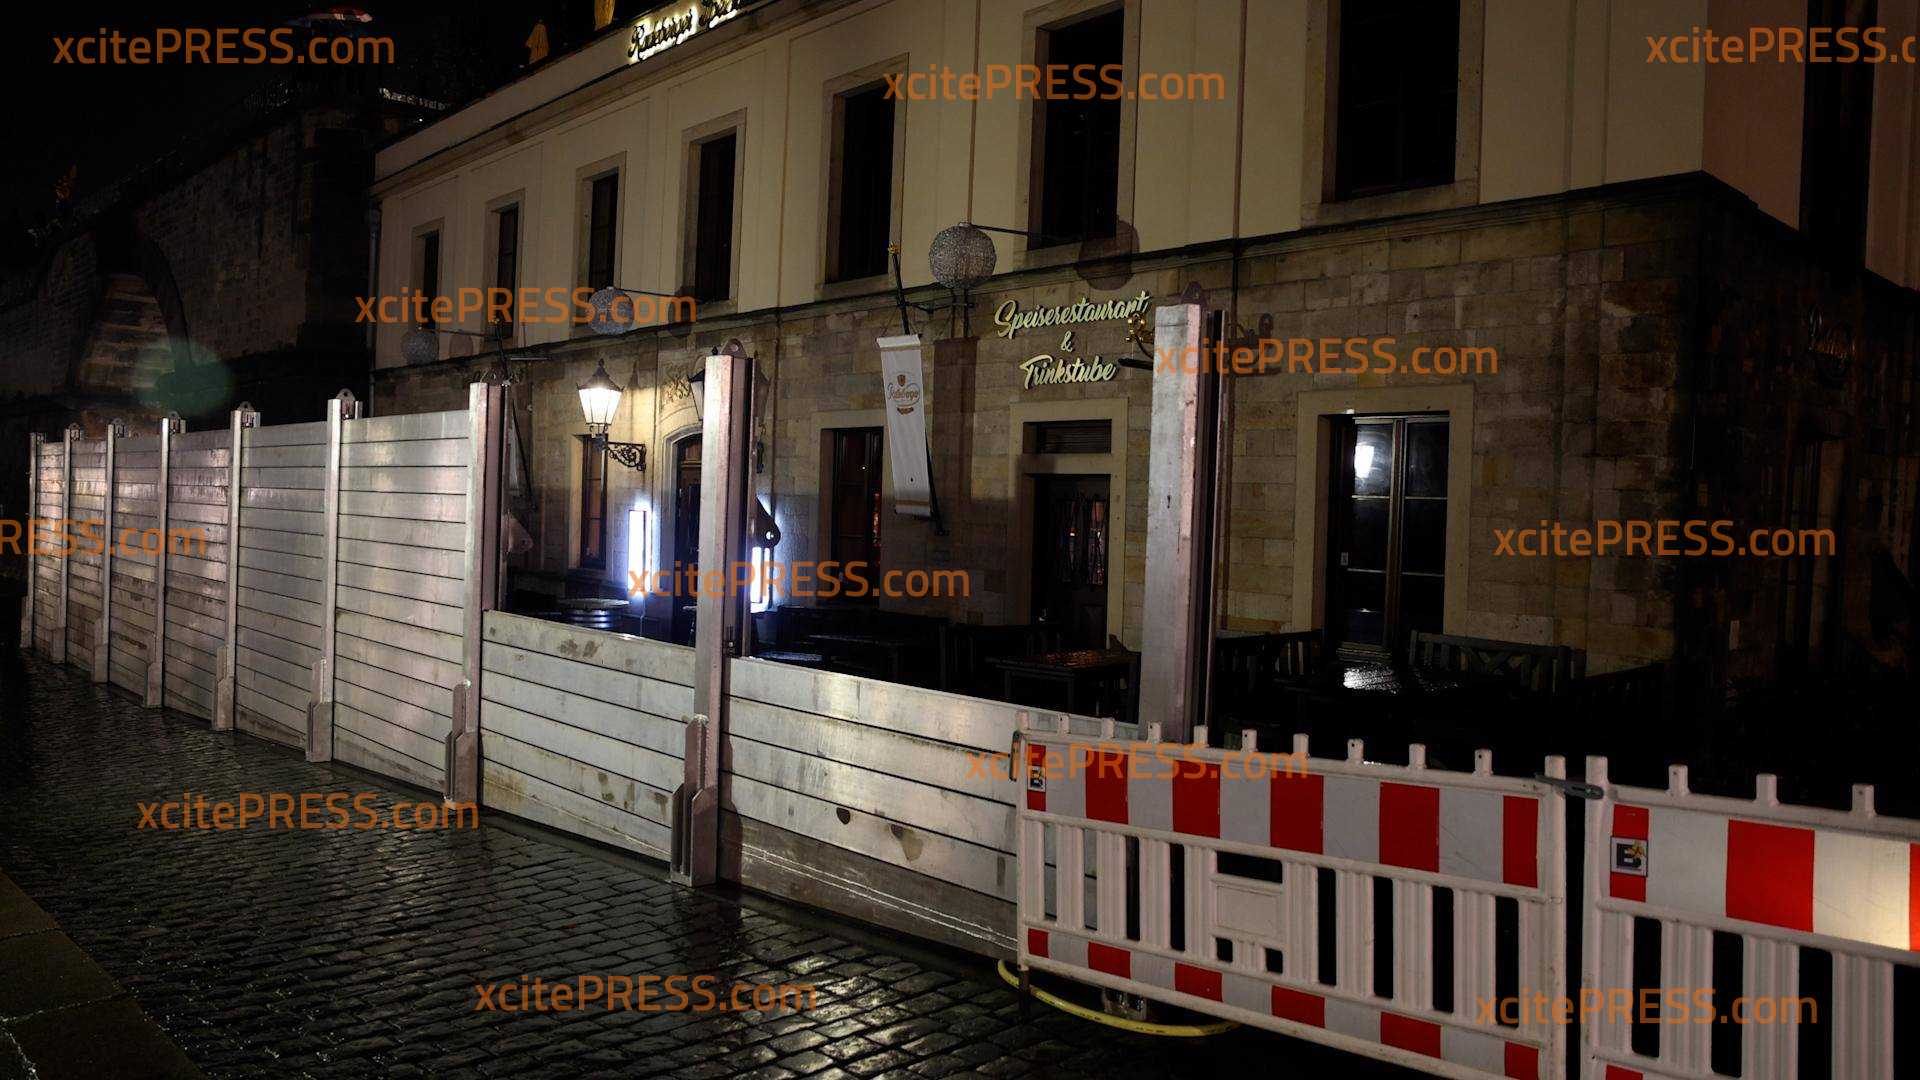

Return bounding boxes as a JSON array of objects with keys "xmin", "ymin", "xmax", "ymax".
[
  {"xmin": 1033, "ymin": 8, "xmax": 1122, "ymax": 245},
  {"xmin": 419, "ymin": 230, "xmax": 442, "ymax": 328},
  {"xmin": 1335, "ymin": 0, "xmax": 1460, "ymax": 199},
  {"xmin": 579, "ymin": 435, "xmax": 608, "ymax": 569},
  {"xmin": 693, "ymin": 134, "xmax": 737, "ymax": 302},
  {"xmin": 1327, "ymin": 416, "xmax": 1449, "ymax": 653},
  {"xmin": 587, "ymin": 173, "xmax": 619, "ymax": 289},
  {"xmin": 1032, "ymin": 419, "xmax": 1113, "ymax": 455},
  {"xmin": 1801, "ymin": 0, "xmax": 1876, "ymax": 258},
  {"xmin": 828, "ymin": 428, "xmax": 883, "ymax": 590},
  {"xmin": 830, "ymin": 84, "xmax": 896, "ymax": 282},
  {"xmin": 494, "ymin": 206, "xmax": 519, "ymax": 332}
]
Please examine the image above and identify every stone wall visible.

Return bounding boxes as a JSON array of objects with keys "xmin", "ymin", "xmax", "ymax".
[
  {"xmin": 1, "ymin": 105, "xmax": 380, "ymax": 595},
  {"xmin": 1222, "ymin": 183, "xmax": 1701, "ymax": 674}
]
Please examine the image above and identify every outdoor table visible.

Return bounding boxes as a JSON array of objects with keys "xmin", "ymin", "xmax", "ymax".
[
  {"xmin": 804, "ymin": 632, "xmax": 915, "ymax": 682},
  {"xmin": 989, "ymin": 649, "xmax": 1134, "ymax": 718},
  {"xmin": 1287, "ymin": 658, "xmax": 1534, "ymax": 759},
  {"xmin": 1325, "ymin": 659, "xmax": 1478, "ymax": 696},
  {"xmin": 757, "ymin": 649, "xmax": 828, "ymax": 668}
]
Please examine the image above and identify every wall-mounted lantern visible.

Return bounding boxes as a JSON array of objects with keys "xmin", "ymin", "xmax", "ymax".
[{"xmin": 577, "ymin": 360, "xmax": 647, "ymax": 472}]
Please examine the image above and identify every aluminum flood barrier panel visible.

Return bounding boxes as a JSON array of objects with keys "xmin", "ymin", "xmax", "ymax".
[
  {"xmin": 18, "ymin": 393, "xmax": 484, "ymax": 801},
  {"xmin": 62, "ymin": 436, "xmax": 106, "ymax": 677},
  {"xmin": 478, "ymin": 611, "xmax": 692, "ymax": 859},
  {"xmin": 725, "ymin": 657, "xmax": 1129, "ymax": 959},
  {"xmin": 160, "ymin": 427, "xmax": 230, "ymax": 720},
  {"xmin": 232, "ymin": 419, "xmax": 330, "ymax": 749},
  {"xmin": 329, "ymin": 408, "xmax": 471, "ymax": 791},
  {"xmin": 28, "ymin": 434, "xmax": 65, "ymax": 661},
  {"xmin": 107, "ymin": 431, "xmax": 161, "ymax": 696}
]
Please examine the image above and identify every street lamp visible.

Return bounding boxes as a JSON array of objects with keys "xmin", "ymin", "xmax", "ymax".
[{"xmin": 577, "ymin": 360, "xmax": 647, "ymax": 472}]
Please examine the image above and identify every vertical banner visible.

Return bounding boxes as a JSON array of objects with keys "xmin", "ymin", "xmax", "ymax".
[{"xmin": 877, "ymin": 334, "xmax": 932, "ymax": 518}]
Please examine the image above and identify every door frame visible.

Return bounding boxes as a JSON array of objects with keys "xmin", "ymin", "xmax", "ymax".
[
  {"xmin": 1009, "ymin": 398, "xmax": 1129, "ymax": 645},
  {"xmin": 1325, "ymin": 414, "xmax": 1450, "ymax": 656},
  {"xmin": 662, "ymin": 426, "xmax": 703, "ymax": 573},
  {"xmin": 1029, "ymin": 473, "xmax": 1115, "ymax": 649},
  {"xmin": 1293, "ymin": 385, "xmax": 1473, "ymax": 636}
]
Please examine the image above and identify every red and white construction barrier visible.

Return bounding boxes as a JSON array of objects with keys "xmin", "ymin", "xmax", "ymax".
[
  {"xmin": 1581, "ymin": 758, "xmax": 1920, "ymax": 1079},
  {"xmin": 1017, "ymin": 713, "xmax": 1570, "ymax": 1079}
]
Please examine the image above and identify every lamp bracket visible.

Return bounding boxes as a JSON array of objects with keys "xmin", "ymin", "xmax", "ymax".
[{"xmin": 599, "ymin": 438, "xmax": 646, "ymax": 473}]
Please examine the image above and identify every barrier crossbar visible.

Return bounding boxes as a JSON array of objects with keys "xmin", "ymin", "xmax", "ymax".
[
  {"xmin": 1580, "ymin": 757, "xmax": 1920, "ymax": 1080},
  {"xmin": 1016, "ymin": 714, "xmax": 1570, "ymax": 1079}
]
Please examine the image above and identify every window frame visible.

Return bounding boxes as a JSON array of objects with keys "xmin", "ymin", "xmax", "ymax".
[
  {"xmin": 1330, "ymin": 0, "xmax": 1462, "ymax": 201},
  {"xmin": 1325, "ymin": 414, "xmax": 1451, "ymax": 656},
  {"xmin": 1029, "ymin": 5, "xmax": 1127, "ymax": 249},
  {"xmin": 412, "ymin": 224, "xmax": 443, "ymax": 331},
  {"xmin": 1302, "ymin": 0, "xmax": 1483, "ymax": 229},
  {"xmin": 680, "ymin": 112, "xmax": 747, "ymax": 311},
  {"xmin": 573, "ymin": 153, "xmax": 627, "ymax": 322},
  {"xmin": 1013, "ymin": 0, "xmax": 1140, "ymax": 273},
  {"xmin": 485, "ymin": 192, "xmax": 525, "ymax": 339},
  {"xmin": 826, "ymin": 427, "xmax": 885, "ymax": 597},
  {"xmin": 824, "ymin": 74, "xmax": 905, "ymax": 288}
]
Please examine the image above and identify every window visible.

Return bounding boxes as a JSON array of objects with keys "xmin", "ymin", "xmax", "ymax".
[
  {"xmin": 1334, "ymin": 0, "xmax": 1459, "ymax": 199},
  {"xmin": 828, "ymin": 83, "xmax": 896, "ymax": 283},
  {"xmin": 587, "ymin": 173, "xmax": 619, "ymax": 290},
  {"xmin": 418, "ymin": 229, "xmax": 442, "ymax": 327},
  {"xmin": 579, "ymin": 435, "xmax": 608, "ymax": 570},
  {"xmin": 493, "ymin": 205, "xmax": 519, "ymax": 332},
  {"xmin": 691, "ymin": 133, "xmax": 737, "ymax": 301},
  {"xmin": 1032, "ymin": 8, "xmax": 1122, "ymax": 245},
  {"xmin": 1030, "ymin": 419, "xmax": 1113, "ymax": 455},
  {"xmin": 1800, "ymin": 0, "xmax": 1875, "ymax": 258},
  {"xmin": 828, "ymin": 428, "xmax": 883, "ymax": 591},
  {"xmin": 1327, "ymin": 416, "xmax": 1449, "ymax": 652}
]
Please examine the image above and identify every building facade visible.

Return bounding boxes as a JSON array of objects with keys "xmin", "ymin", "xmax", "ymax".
[{"xmin": 368, "ymin": 0, "xmax": 1920, "ymax": 694}]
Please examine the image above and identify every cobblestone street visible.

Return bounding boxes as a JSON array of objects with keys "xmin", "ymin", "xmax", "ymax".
[{"xmin": 0, "ymin": 654, "xmax": 1415, "ymax": 1079}]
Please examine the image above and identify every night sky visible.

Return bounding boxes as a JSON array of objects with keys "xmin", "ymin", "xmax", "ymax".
[{"xmin": 1, "ymin": 3, "xmax": 573, "ymax": 269}]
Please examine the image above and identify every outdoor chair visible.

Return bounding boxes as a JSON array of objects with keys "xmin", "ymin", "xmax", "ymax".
[
  {"xmin": 1406, "ymin": 630, "xmax": 1586, "ymax": 696},
  {"xmin": 1211, "ymin": 628, "xmax": 1326, "ymax": 730}
]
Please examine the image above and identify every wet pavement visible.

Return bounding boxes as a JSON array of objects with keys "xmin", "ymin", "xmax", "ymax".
[{"xmin": 0, "ymin": 652, "xmax": 1421, "ymax": 1079}]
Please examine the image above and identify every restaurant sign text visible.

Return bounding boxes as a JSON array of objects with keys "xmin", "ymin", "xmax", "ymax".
[
  {"xmin": 997, "ymin": 291, "xmax": 1149, "ymax": 391},
  {"xmin": 628, "ymin": 0, "xmax": 767, "ymax": 63}
]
